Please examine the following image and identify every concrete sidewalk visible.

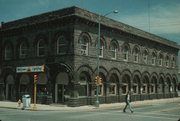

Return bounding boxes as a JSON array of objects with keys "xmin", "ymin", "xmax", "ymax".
[{"xmin": 0, "ymin": 97, "xmax": 180, "ymax": 111}]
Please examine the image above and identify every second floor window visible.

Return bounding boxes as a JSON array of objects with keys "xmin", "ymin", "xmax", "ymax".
[
  {"xmin": 80, "ymin": 36, "xmax": 89, "ymax": 56},
  {"xmin": 122, "ymin": 45, "xmax": 129, "ymax": 61},
  {"xmin": 159, "ymin": 54, "xmax": 163, "ymax": 66},
  {"xmin": 143, "ymin": 50, "xmax": 148, "ymax": 64},
  {"xmin": 57, "ymin": 36, "xmax": 67, "ymax": 55},
  {"xmin": 133, "ymin": 47, "xmax": 139, "ymax": 63},
  {"xmin": 97, "ymin": 39, "xmax": 104, "ymax": 57},
  {"xmin": 5, "ymin": 44, "xmax": 13, "ymax": 60},
  {"xmin": 172, "ymin": 57, "xmax": 176, "ymax": 68},
  {"xmin": 19, "ymin": 42, "xmax": 28, "ymax": 58},
  {"xmin": 165, "ymin": 56, "xmax": 169, "ymax": 67},
  {"xmin": 37, "ymin": 39, "xmax": 45, "ymax": 57},
  {"xmin": 152, "ymin": 52, "xmax": 156, "ymax": 65},
  {"xmin": 110, "ymin": 43, "xmax": 117, "ymax": 59}
]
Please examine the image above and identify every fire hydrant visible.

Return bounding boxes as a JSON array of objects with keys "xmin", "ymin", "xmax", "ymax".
[{"xmin": 18, "ymin": 99, "xmax": 21, "ymax": 107}]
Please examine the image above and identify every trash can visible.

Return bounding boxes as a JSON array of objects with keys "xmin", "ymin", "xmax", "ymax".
[{"xmin": 22, "ymin": 95, "xmax": 31, "ymax": 108}]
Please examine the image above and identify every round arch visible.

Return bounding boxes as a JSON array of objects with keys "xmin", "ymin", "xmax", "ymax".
[
  {"xmin": 109, "ymin": 39, "xmax": 120, "ymax": 51},
  {"xmin": 5, "ymin": 74, "xmax": 15, "ymax": 100},
  {"xmin": 94, "ymin": 66, "xmax": 108, "ymax": 79},
  {"xmin": 132, "ymin": 70, "xmax": 142, "ymax": 83},
  {"xmin": 121, "ymin": 69, "xmax": 132, "ymax": 83},
  {"xmin": 76, "ymin": 65, "xmax": 93, "ymax": 82},
  {"xmin": 150, "ymin": 72, "xmax": 158, "ymax": 83},
  {"xmin": 78, "ymin": 32, "xmax": 92, "ymax": 45},
  {"xmin": 121, "ymin": 42, "xmax": 131, "ymax": 52},
  {"xmin": 142, "ymin": 71, "xmax": 150, "ymax": 82},
  {"xmin": 20, "ymin": 74, "xmax": 30, "ymax": 85},
  {"xmin": 107, "ymin": 68, "xmax": 120, "ymax": 83}
]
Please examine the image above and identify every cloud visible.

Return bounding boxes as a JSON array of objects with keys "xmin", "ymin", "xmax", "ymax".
[{"xmin": 118, "ymin": 3, "xmax": 180, "ymax": 35}]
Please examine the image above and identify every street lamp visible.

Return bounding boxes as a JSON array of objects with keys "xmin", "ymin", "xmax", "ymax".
[{"xmin": 95, "ymin": 10, "xmax": 119, "ymax": 107}]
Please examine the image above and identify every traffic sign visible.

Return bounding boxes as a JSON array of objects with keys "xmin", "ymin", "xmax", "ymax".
[{"xmin": 16, "ymin": 65, "xmax": 44, "ymax": 73}]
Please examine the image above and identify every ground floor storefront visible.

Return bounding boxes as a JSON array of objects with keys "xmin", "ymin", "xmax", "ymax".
[{"xmin": 0, "ymin": 63, "xmax": 179, "ymax": 107}]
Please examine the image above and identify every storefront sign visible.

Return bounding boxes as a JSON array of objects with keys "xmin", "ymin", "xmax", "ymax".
[{"xmin": 16, "ymin": 65, "xmax": 44, "ymax": 73}]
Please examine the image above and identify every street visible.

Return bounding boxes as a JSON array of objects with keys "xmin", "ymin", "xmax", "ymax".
[{"xmin": 0, "ymin": 100, "xmax": 180, "ymax": 121}]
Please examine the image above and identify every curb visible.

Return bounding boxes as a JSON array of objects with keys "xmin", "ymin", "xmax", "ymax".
[{"xmin": 0, "ymin": 97, "xmax": 179, "ymax": 111}]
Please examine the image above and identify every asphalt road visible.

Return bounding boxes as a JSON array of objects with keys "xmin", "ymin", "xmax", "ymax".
[{"xmin": 0, "ymin": 101, "xmax": 180, "ymax": 121}]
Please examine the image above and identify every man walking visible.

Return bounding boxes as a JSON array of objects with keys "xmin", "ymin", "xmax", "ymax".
[{"xmin": 123, "ymin": 90, "xmax": 133, "ymax": 113}]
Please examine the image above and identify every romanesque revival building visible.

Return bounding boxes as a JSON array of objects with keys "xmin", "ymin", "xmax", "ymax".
[{"xmin": 0, "ymin": 6, "xmax": 179, "ymax": 106}]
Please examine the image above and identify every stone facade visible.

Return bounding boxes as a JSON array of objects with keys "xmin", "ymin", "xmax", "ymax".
[{"xmin": 0, "ymin": 6, "xmax": 179, "ymax": 106}]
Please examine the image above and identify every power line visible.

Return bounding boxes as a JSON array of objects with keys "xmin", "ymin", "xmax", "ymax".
[{"xmin": 148, "ymin": 0, "xmax": 151, "ymax": 32}]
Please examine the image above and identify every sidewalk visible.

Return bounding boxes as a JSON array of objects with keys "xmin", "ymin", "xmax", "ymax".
[{"xmin": 0, "ymin": 97, "xmax": 180, "ymax": 111}]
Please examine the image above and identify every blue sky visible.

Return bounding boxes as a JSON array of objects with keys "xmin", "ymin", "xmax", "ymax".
[{"xmin": 0, "ymin": 0, "xmax": 180, "ymax": 45}]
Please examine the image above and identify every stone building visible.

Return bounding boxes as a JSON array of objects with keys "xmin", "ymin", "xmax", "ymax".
[{"xmin": 0, "ymin": 6, "xmax": 179, "ymax": 106}]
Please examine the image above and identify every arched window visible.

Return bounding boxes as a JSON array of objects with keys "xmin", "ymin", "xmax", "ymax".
[
  {"xmin": 19, "ymin": 42, "xmax": 28, "ymax": 58},
  {"xmin": 37, "ymin": 39, "xmax": 45, "ymax": 57},
  {"xmin": 159, "ymin": 77, "xmax": 165, "ymax": 93},
  {"xmin": 166, "ymin": 78, "xmax": 172, "ymax": 93},
  {"xmin": 57, "ymin": 36, "xmax": 67, "ymax": 55},
  {"xmin": 78, "ymin": 72, "xmax": 91, "ymax": 96},
  {"xmin": 159, "ymin": 54, "xmax": 163, "ymax": 66},
  {"xmin": 143, "ymin": 50, "xmax": 148, "ymax": 64},
  {"xmin": 150, "ymin": 76, "xmax": 157, "ymax": 94},
  {"xmin": 165, "ymin": 55, "xmax": 170, "ymax": 67},
  {"xmin": 108, "ymin": 74, "xmax": 118, "ymax": 95},
  {"xmin": 133, "ymin": 47, "xmax": 140, "ymax": 63},
  {"xmin": 97, "ymin": 39, "xmax": 104, "ymax": 57},
  {"xmin": 79, "ymin": 36, "xmax": 89, "ymax": 55},
  {"xmin": 172, "ymin": 57, "xmax": 176, "ymax": 68},
  {"xmin": 172, "ymin": 78, "xmax": 177, "ymax": 92},
  {"xmin": 122, "ymin": 45, "xmax": 129, "ymax": 61},
  {"xmin": 122, "ymin": 74, "xmax": 131, "ymax": 94},
  {"xmin": 5, "ymin": 43, "xmax": 13, "ymax": 60},
  {"xmin": 133, "ymin": 75, "xmax": 140, "ymax": 94},
  {"xmin": 151, "ymin": 52, "xmax": 156, "ymax": 65},
  {"xmin": 142, "ymin": 76, "xmax": 149, "ymax": 93},
  {"xmin": 110, "ymin": 42, "xmax": 117, "ymax": 59}
]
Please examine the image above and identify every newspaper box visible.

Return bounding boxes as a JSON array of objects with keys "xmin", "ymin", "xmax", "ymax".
[{"xmin": 22, "ymin": 95, "xmax": 31, "ymax": 108}]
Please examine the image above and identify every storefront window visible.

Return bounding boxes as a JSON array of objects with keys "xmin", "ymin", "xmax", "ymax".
[
  {"xmin": 109, "ymin": 84, "xmax": 116, "ymax": 95},
  {"xmin": 37, "ymin": 85, "xmax": 48, "ymax": 95},
  {"xmin": 142, "ymin": 85, "xmax": 147, "ymax": 93},
  {"xmin": 94, "ymin": 85, "xmax": 103, "ymax": 96},
  {"xmin": 122, "ymin": 85, "xmax": 128, "ymax": 94},
  {"xmin": 133, "ymin": 85, "xmax": 138, "ymax": 94},
  {"xmin": 78, "ymin": 72, "xmax": 90, "ymax": 97},
  {"xmin": 150, "ymin": 84, "xmax": 155, "ymax": 93},
  {"xmin": 77, "ymin": 85, "xmax": 87, "ymax": 96}
]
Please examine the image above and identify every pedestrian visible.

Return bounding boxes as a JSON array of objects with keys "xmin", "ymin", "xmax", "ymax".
[{"xmin": 123, "ymin": 90, "xmax": 134, "ymax": 113}]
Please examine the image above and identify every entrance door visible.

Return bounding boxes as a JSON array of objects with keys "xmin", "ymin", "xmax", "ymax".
[
  {"xmin": 57, "ymin": 84, "xmax": 64, "ymax": 103},
  {"xmin": 55, "ymin": 72, "xmax": 69, "ymax": 103},
  {"xmin": 5, "ymin": 74, "xmax": 15, "ymax": 100}
]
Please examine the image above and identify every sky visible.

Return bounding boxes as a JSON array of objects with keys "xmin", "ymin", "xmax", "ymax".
[{"xmin": 0, "ymin": 0, "xmax": 179, "ymax": 44}]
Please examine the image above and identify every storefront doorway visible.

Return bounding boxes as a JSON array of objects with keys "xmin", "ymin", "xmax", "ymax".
[
  {"xmin": 55, "ymin": 72, "xmax": 69, "ymax": 103},
  {"xmin": 5, "ymin": 74, "xmax": 15, "ymax": 100}
]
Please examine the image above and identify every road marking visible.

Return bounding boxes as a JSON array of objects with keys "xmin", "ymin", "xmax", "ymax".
[
  {"xmin": 145, "ymin": 106, "xmax": 180, "ymax": 114},
  {"xmin": 105, "ymin": 111, "xmax": 177, "ymax": 120},
  {"xmin": 69, "ymin": 110, "xmax": 177, "ymax": 120},
  {"xmin": 128, "ymin": 111, "xmax": 180, "ymax": 117}
]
